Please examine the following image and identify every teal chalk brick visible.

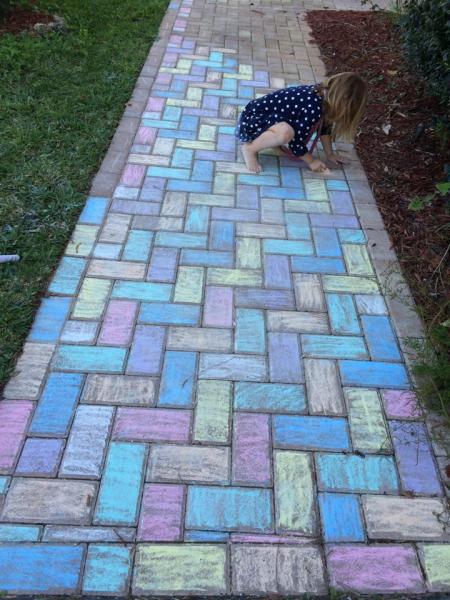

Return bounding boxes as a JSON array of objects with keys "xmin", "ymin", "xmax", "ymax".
[
  {"xmin": 302, "ymin": 335, "xmax": 367, "ymax": 359},
  {"xmin": 0, "ymin": 524, "xmax": 41, "ymax": 541},
  {"xmin": 163, "ymin": 105, "xmax": 182, "ymax": 121},
  {"xmin": 192, "ymin": 160, "xmax": 214, "ymax": 182},
  {"xmin": 338, "ymin": 228, "xmax": 366, "ymax": 244},
  {"xmin": 49, "ymin": 256, "xmax": 86, "ymax": 295},
  {"xmin": 286, "ymin": 213, "xmax": 311, "ymax": 240},
  {"xmin": 361, "ymin": 315, "xmax": 401, "ymax": 361},
  {"xmin": 291, "ymin": 257, "xmax": 346, "ymax": 274},
  {"xmin": 139, "ymin": 302, "xmax": 200, "ymax": 325},
  {"xmin": 180, "ymin": 250, "xmax": 233, "ymax": 267},
  {"xmin": 30, "ymin": 372, "xmax": 83, "ymax": 435},
  {"xmin": 186, "ymin": 206, "xmax": 210, "ymax": 233},
  {"xmin": 340, "ymin": 360, "xmax": 409, "ymax": 388},
  {"xmin": 219, "ymin": 126, "xmax": 236, "ymax": 134},
  {"xmin": 83, "ymin": 545, "xmax": 132, "ymax": 594},
  {"xmin": 0, "ymin": 476, "xmax": 9, "ymax": 494},
  {"xmin": 263, "ymin": 239, "xmax": 313, "ymax": 256},
  {"xmin": 28, "ymin": 297, "xmax": 71, "ymax": 342},
  {"xmin": 148, "ymin": 166, "xmax": 191, "ymax": 180},
  {"xmin": 185, "ymin": 530, "xmax": 229, "ymax": 542},
  {"xmin": 112, "ymin": 281, "xmax": 172, "ymax": 302},
  {"xmin": 273, "ymin": 416, "xmax": 350, "ymax": 451},
  {"xmin": 316, "ymin": 453, "xmax": 399, "ymax": 493},
  {"xmin": 167, "ymin": 180, "xmax": 211, "ymax": 193},
  {"xmin": 234, "ymin": 382, "xmax": 306, "ymax": 413},
  {"xmin": 54, "ymin": 345, "xmax": 126, "ymax": 373},
  {"xmin": 94, "ymin": 442, "xmax": 146, "ymax": 526},
  {"xmin": 313, "ymin": 227, "xmax": 342, "ymax": 258},
  {"xmin": 262, "ymin": 186, "xmax": 305, "ymax": 200},
  {"xmin": 123, "ymin": 230, "xmax": 153, "ymax": 262},
  {"xmin": 0, "ymin": 544, "xmax": 84, "ymax": 594},
  {"xmin": 327, "ymin": 294, "xmax": 360, "ymax": 335},
  {"xmin": 235, "ymin": 308, "xmax": 265, "ymax": 354},
  {"xmin": 319, "ymin": 493, "xmax": 364, "ymax": 542},
  {"xmin": 159, "ymin": 350, "xmax": 197, "ymax": 406},
  {"xmin": 79, "ymin": 197, "xmax": 109, "ymax": 225},
  {"xmin": 326, "ymin": 179, "xmax": 349, "ymax": 191},
  {"xmin": 143, "ymin": 119, "xmax": 178, "ymax": 129},
  {"xmin": 172, "ymin": 148, "xmax": 194, "ymax": 168},
  {"xmin": 239, "ymin": 174, "xmax": 279, "ymax": 186},
  {"xmin": 155, "ymin": 232, "xmax": 207, "ymax": 248},
  {"xmin": 186, "ymin": 486, "xmax": 272, "ymax": 532}
]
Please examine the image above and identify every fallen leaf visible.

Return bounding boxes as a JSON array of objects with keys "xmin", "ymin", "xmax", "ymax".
[
  {"xmin": 382, "ymin": 123, "xmax": 392, "ymax": 135},
  {"xmin": 387, "ymin": 69, "xmax": 398, "ymax": 76}
]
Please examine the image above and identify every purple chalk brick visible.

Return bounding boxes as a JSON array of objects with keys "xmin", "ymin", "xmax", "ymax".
[
  {"xmin": 16, "ymin": 438, "xmax": 64, "ymax": 476},
  {"xmin": 146, "ymin": 97, "xmax": 165, "ymax": 111},
  {"xmin": 264, "ymin": 255, "xmax": 291, "ymax": 289},
  {"xmin": 121, "ymin": 164, "xmax": 146, "ymax": 187},
  {"xmin": 382, "ymin": 390, "xmax": 422, "ymax": 419},
  {"xmin": 0, "ymin": 402, "xmax": 34, "ymax": 473},
  {"xmin": 98, "ymin": 300, "xmax": 138, "ymax": 346},
  {"xmin": 127, "ymin": 325, "xmax": 165, "ymax": 375},
  {"xmin": 135, "ymin": 127, "xmax": 157, "ymax": 145},
  {"xmin": 328, "ymin": 545, "xmax": 425, "ymax": 594},
  {"xmin": 268, "ymin": 332, "xmax": 303, "ymax": 383},
  {"xmin": 147, "ymin": 247, "xmax": 178, "ymax": 282},
  {"xmin": 113, "ymin": 407, "xmax": 191, "ymax": 442},
  {"xmin": 329, "ymin": 191, "xmax": 355, "ymax": 215},
  {"xmin": 203, "ymin": 286, "xmax": 233, "ymax": 327},
  {"xmin": 237, "ymin": 185, "xmax": 259, "ymax": 209},
  {"xmin": 137, "ymin": 483, "xmax": 184, "ymax": 541},
  {"xmin": 232, "ymin": 413, "xmax": 271, "ymax": 486}
]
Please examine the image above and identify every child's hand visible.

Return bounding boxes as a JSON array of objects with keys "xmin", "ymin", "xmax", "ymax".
[
  {"xmin": 326, "ymin": 152, "xmax": 348, "ymax": 167},
  {"xmin": 309, "ymin": 159, "xmax": 330, "ymax": 174}
]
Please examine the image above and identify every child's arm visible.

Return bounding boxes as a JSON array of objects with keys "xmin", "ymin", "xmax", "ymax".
[
  {"xmin": 301, "ymin": 151, "xmax": 330, "ymax": 174},
  {"xmin": 320, "ymin": 134, "xmax": 348, "ymax": 166}
]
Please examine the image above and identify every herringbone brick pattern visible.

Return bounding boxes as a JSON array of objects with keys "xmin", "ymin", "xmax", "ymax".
[{"xmin": 0, "ymin": 0, "xmax": 448, "ymax": 595}]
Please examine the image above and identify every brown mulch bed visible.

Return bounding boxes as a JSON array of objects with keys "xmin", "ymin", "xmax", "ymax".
[
  {"xmin": 0, "ymin": 1, "xmax": 53, "ymax": 34},
  {"xmin": 307, "ymin": 10, "xmax": 450, "ymax": 328}
]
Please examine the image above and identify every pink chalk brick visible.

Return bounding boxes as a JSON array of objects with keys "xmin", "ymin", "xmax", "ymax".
[
  {"xmin": 98, "ymin": 300, "xmax": 138, "ymax": 346},
  {"xmin": 135, "ymin": 127, "xmax": 157, "ymax": 145},
  {"xmin": 232, "ymin": 413, "xmax": 271, "ymax": 486},
  {"xmin": 137, "ymin": 483, "xmax": 184, "ymax": 541},
  {"xmin": 113, "ymin": 407, "xmax": 191, "ymax": 442},
  {"xmin": 203, "ymin": 286, "xmax": 233, "ymax": 328},
  {"xmin": 382, "ymin": 389, "xmax": 422, "ymax": 419},
  {"xmin": 0, "ymin": 402, "xmax": 34, "ymax": 473},
  {"xmin": 328, "ymin": 545, "xmax": 425, "ymax": 594},
  {"xmin": 169, "ymin": 34, "xmax": 183, "ymax": 46},
  {"xmin": 156, "ymin": 72, "xmax": 172, "ymax": 86},
  {"xmin": 146, "ymin": 97, "xmax": 165, "ymax": 112},
  {"xmin": 121, "ymin": 164, "xmax": 146, "ymax": 187}
]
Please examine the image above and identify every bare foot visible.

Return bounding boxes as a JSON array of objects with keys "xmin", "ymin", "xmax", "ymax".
[{"xmin": 242, "ymin": 144, "xmax": 262, "ymax": 173}]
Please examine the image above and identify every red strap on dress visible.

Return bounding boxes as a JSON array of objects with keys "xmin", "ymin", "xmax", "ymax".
[{"xmin": 280, "ymin": 116, "xmax": 324, "ymax": 162}]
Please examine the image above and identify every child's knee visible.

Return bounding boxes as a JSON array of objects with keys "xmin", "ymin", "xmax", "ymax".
[{"xmin": 273, "ymin": 122, "xmax": 294, "ymax": 143}]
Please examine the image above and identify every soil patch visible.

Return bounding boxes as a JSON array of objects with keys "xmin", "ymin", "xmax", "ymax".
[
  {"xmin": 0, "ymin": 1, "xmax": 53, "ymax": 34},
  {"xmin": 307, "ymin": 10, "xmax": 449, "ymax": 327}
]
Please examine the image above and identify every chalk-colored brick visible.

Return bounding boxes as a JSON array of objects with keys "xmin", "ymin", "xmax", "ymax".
[{"xmin": 148, "ymin": 445, "xmax": 229, "ymax": 484}]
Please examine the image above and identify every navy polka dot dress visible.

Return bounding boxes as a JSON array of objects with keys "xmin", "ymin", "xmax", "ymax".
[{"xmin": 236, "ymin": 84, "xmax": 331, "ymax": 157}]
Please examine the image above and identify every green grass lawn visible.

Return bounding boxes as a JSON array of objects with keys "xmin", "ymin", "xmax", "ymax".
[{"xmin": 0, "ymin": 0, "xmax": 168, "ymax": 386}]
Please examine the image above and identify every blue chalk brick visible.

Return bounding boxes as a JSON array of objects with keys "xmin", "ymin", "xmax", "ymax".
[
  {"xmin": 172, "ymin": 148, "xmax": 194, "ymax": 168},
  {"xmin": 0, "ymin": 476, "xmax": 9, "ymax": 494},
  {"xmin": 112, "ymin": 281, "xmax": 172, "ymax": 301},
  {"xmin": 159, "ymin": 129, "xmax": 196, "ymax": 140},
  {"xmin": 273, "ymin": 416, "xmax": 351, "ymax": 451},
  {"xmin": 185, "ymin": 530, "xmax": 229, "ymax": 542},
  {"xmin": 139, "ymin": 302, "xmax": 200, "ymax": 325},
  {"xmin": 235, "ymin": 308, "xmax": 265, "ymax": 353},
  {"xmin": 83, "ymin": 545, "xmax": 132, "ymax": 594},
  {"xmin": 264, "ymin": 239, "xmax": 313, "ymax": 256},
  {"xmin": 205, "ymin": 89, "xmax": 235, "ymax": 97},
  {"xmin": 163, "ymin": 106, "xmax": 182, "ymax": 121},
  {"xmin": 327, "ymin": 294, "xmax": 360, "ymax": 335},
  {"xmin": 79, "ymin": 197, "xmax": 109, "ymax": 224},
  {"xmin": 167, "ymin": 179, "xmax": 211, "ymax": 193},
  {"xmin": 286, "ymin": 213, "xmax": 311, "ymax": 240},
  {"xmin": 362, "ymin": 315, "xmax": 401, "ymax": 361},
  {"xmin": 319, "ymin": 493, "xmax": 365, "ymax": 542},
  {"xmin": 326, "ymin": 179, "xmax": 349, "ymax": 191},
  {"xmin": 170, "ymin": 79, "xmax": 187, "ymax": 93},
  {"xmin": 94, "ymin": 442, "xmax": 146, "ymax": 526},
  {"xmin": 280, "ymin": 167, "xmax": 302, "ymax": 188},
  {"xmin": 302, "ymin": 335, "xmax": 367, "ymax": 359},
  {"xmin": 30, "ymin": 372, "xmax": 83, "ymax": 435},
  {"xmin": 186, "ymin": 206, "xmax": 209, "ymax": 232},
  {"xmin": 155, "ymin": 232, "xmax": 207, "ymax": 249},
  {"xmin": 338, "ymin": 228, "xmax": 366, "ymax": 243},
  {"xmin": 186, "ymin": 486, "xmax": 272, "ymax": 532},
  {"xmin": 49, "ymin": 256, "xmax": 86, "ymax": 295},
  {"xmin": 340, "ymin": 360, "xmax": 409, "ymax": 388},
  {"xmin": 238, "ymin": 86, "xmax": 254, "ymax": 98},
  {"xmin": 222, "ymin": 78, "xmax": 237, "ymax": 91},
  {"xmin": 54, "ymin": 345, "xmax": 126, "ymax": 373},
  {"xmin": 261, "ymin": 186, "xmax": 305, "ymax": 199},
  {"xmin": 153, "ymin": 91, "xmax": 183, "ymax": 99},
  {"xmin": 210, "ymin": 220, "xmax": 234, "ymax": 251},
  {"xmin": 239, "ymin": 174, "xmax": 279, "ymax": 186},
  {"xmin": 0, "ymin": 524, "xmax": 41, "ymax": 542},
  {"xmin": 234, "ymin": 382, "xmax": 306, "ymax": 413},
  {"xmin": 180, "ymin": 249, "xmax": 233, "ymax": 267},
  {"xmin": 179, "ymin": 115, "xmax": 199, "ymax": 131},
  {"xmin": 159, "ymin": 351, "xmax": 197, "ymax": 406},
  {"xmin": 123, "ymin": 230, "xmax": 153, "ymax": 262},
  {"xmin": 291, "ymin": 257, "xmax": 346, "ymax": 274},
  {"xmin": 224, "ymin": 57, "xmax": 238, "ymax": 67},
  {"xmin": 28, "ymin": 297, "xmax": 71, "ymax": 342},
  {"xmin": 143, "ymin": 119, "xmax": 178, "ymax": 130},
  {"xmin": 147, "ymin": 166, "xmax": 191, "ymax": 180},
  {"xmin": 313, "ymin": 227, "xmax": 342, "ymax": 258},
  {"xmin": 317, "ymin": 454, "xmax": 399, "ymax": 493},
  {"xmin": 192, "ymin": 160, "xmax": 214, "ymax": 182},
  {"xmin": 209, "ymin": 51, "xmax": 223, "ymax": 62},
  {"xmin": 0, "ymin": 545, "xmax": 83, "ymax": 593}
]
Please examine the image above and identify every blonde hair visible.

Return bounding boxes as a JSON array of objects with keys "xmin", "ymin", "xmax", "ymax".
[{"xmin": 319, "ymin": 72, "xmax": 368, "ymax": 142}]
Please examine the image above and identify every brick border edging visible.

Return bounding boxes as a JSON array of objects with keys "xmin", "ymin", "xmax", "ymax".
[{"xmin": 88, "ymin": 2, "xmax": 178, "ymax": 198}]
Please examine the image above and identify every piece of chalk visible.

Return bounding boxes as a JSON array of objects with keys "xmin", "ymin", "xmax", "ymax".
[{"xmin": 0, "ymin": 254, "xmax": 20, "ymax": 263}]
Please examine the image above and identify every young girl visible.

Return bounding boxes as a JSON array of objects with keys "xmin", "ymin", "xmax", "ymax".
[{"xmin": 236, "ymin": 72, "xmax": 367, "ymax": 174}]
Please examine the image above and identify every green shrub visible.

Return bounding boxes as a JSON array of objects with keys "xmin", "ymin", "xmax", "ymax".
[
  {"xmin": 0, "ymin": 0, "xmax": 12, "ymax": 20},
  {"xmin": 398, "ymin": 0, "xmax": 450, "ymax": 109}
]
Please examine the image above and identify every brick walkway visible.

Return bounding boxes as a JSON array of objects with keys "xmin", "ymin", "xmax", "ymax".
[{"xmin": 0, "ymin": 0, "xmax": 449, "ymax": 595}]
